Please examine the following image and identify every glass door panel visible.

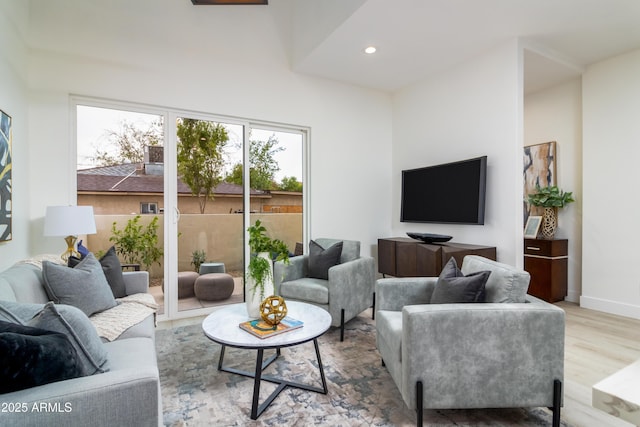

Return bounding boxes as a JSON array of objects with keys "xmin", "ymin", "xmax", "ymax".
[
  {"xmin": 174, "ymin": 117, "xmax": 245, "ymax": 314},
  {"xmin": 75, "ymin": 104, "xmax": 166, "ymax": 315},
  {"xmin": 248, "ymin": 128, "xmax": 304, "ymax": 266}
]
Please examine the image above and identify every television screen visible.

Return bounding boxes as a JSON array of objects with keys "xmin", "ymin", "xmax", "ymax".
[{"xmin": 401, "ymin": 156, "xmax": 487, "ymax": 224}]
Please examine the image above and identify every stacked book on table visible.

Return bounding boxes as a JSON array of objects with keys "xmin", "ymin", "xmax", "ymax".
[{"xmin": 239, "ymin": 317, "xmax": 304, "ymax": 339}]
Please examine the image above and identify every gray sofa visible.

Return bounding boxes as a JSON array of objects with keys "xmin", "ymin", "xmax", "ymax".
[
  {"xmin": 0, "ymin": 259, "xmax": 162, "ymax": 427},
  {"xmin": 376, "ymin": 255, "xmax": 565, "ymax": 426}
]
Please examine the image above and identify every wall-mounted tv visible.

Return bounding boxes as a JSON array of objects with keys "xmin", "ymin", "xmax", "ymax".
[{"xmin": 401, "ymin": 156, "xmax": 487, "ymax": 225}]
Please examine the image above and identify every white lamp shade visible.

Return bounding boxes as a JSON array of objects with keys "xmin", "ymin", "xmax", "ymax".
[{"xmin": 44, "ymin": 205, "xmax": 97, "ymax": 236}]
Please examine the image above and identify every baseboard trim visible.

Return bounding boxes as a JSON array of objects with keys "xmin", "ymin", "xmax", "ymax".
[
  {"xmin": 565, "ymin": 290, "xmax": 580, "ymax": 303},
  {"xmin": 580, "ymin": 296, "xmax": 640, "ymax": 320}
]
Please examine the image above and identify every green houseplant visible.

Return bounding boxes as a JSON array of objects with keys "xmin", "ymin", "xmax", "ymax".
[
  {"xmin": 527, "ymin": 185, "xmax": 575, "ymax": 208},
  {"xmin": 246, "ymin": 220, "xmax": 290, "ymax": 313},
  {"xmin": 109, "ymin": 215, "xmax": 163, "ymax": 270},
  {"xmin": 527, "ymin": 185, "xmax": 575, "ymax": 239},
  {"xmin": 191, "ymin": 249, "xmax": 206, "ymax": 272}
]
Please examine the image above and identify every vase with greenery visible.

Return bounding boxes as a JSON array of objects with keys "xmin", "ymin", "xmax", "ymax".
[
  {"xmin": 527, "ymin": 185, "xmax": 575, "ymax": 239},
  {"xmin": 246, "ymin": 219, "xmax": 290, "ymax": 317}
]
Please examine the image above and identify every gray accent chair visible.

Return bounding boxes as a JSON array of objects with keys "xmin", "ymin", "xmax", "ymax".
[
  {"xmin": 375, "ymin": 255, "xmax": 564, "ymax": 426},
  {"xmin": 274, "ymin": 238, "xmax": 376, "ymax": 341}
]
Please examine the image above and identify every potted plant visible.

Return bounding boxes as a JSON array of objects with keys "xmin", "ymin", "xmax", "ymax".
[
  {"xmin": 527, "ymin": 185, "xmax": 575, "ymax": 239},
  {"xmin": 109, "ymin": 215, "xmax": 163, "ymax": 270},
  {"xmin": 246, "ymin": 220, "xmax": 290, "ymax": 317},
  {"xmin": 191, "ymin": 249, "xmax": 206, "ymax": 273}
]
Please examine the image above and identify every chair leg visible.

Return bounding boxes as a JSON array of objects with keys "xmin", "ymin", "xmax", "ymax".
[
  {"xmin": 340, "ymin": 309, "xmax": 345, "ymax": 342},
  {"xmin": 551, "ymin": 378, "xmax": 562, "ymax": 427},
  {"xmin": 416, "ymin": 381, "xmax": 423, "ymax": 426},
  {"xmin": 372, "ymin": 292, "xmax": 376, "ymax": 320}
]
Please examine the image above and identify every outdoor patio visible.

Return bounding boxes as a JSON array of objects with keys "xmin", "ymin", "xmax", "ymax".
[{"xmin": 149, "ymin": 275, "xmax": 244, "ymax": 316}]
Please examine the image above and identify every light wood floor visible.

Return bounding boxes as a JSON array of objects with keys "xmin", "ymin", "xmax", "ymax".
[{"xmin": 559, "ymin": 301, "xmax": 640, "ymax": 427}]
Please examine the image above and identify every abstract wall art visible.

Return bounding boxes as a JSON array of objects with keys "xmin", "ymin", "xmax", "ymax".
[
  {"xmin": 0, "ymin": 109, "xmax": 12, "ymax": 241},
  {"xmin": 523, "ymin": 141, "xmax": 556, "ymax": 224}
]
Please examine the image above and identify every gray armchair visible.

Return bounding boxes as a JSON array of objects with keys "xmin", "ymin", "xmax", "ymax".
[
  {"xmin": 375, "ymin": 255, "xmax": 565, "ymax": 426},
  {"xmin": 274, "ymin": 238, "xmax": 376, "ymax": 341}
]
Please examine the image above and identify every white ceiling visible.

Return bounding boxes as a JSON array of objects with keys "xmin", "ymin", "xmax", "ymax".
[
  {"xmin": 291, "ymin": 0, "xmax": 640, "ymax": 93},
  {"xmin": 23, "ymin": 0, "xmax": 640, "ymax": 95}
]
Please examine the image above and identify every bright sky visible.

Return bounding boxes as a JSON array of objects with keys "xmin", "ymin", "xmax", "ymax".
[{"xmin": 76, "ymin": 105, "xmax": 303, "ymax": 182}]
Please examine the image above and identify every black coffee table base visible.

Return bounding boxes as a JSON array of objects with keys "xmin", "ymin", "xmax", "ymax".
[{"xmin": 217, "ymin": 338, "xmax": 328, "ymax": 420}]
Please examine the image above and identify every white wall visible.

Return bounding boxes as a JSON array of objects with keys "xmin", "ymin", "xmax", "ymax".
[
  {"xmin": 0, "ymin": 1, "xmax": 31, "ymax": 268},
  {"xmin": 524, "ymin": 79, "xmax": 583, "ymax": 302},
  {"xmin": 20, "ymin": 0, "xmax": 392, "ymax": 262},
  {"xmin": 582, "ymin": 49, "xmax": 640, "ymax": 319},
  {"xmin": 391, "ymin": 41, "xmax": 523, "ymax": 265}
]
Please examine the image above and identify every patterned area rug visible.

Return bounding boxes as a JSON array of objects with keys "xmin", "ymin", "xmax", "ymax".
[{"xmin": 156, "ymin": 312, "xmax": 569, "ymax": 426}]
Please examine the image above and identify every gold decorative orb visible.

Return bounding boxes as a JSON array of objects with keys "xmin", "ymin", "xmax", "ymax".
[{"xmin": 260, "ymin": 295, "xmax": 288, "ymax": 326}]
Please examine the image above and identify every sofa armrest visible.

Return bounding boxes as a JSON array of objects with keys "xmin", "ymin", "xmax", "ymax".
[
  {"xmin": 401, "ymin": 298, "xmax": 565, "ymax": 410},
  {"xmin": 375, "ymin": 277, "xmax": 436, "ymax": 312},
  {"xmin": 274, "ymin": 255, "xmax": 307, "ymax": 293},
  {"xmin": 123, "ymin": 271, "xmax": 149, "ymax": 295}
]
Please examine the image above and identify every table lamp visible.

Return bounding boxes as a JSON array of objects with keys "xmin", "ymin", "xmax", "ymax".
[{"xmin": 44, "ymin": 205, "xmax": 97, "ymax": 262}]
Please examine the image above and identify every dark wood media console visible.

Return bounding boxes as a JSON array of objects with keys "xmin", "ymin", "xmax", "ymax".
[{"xmin": 378, "ymin": 237, "xmax": 497, "ymax": 277}]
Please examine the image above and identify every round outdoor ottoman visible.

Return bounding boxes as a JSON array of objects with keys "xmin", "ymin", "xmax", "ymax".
[
  {"xmin": 194, "ymin": 273, "xmax": 234, "ymax": 301},
  {"xmin": 199, "ymin": 262, "xmax": 226, "ymax": 275},
  {"xmin": 177, "ymin": 271, "xmax": 199, "ymax": 298}
]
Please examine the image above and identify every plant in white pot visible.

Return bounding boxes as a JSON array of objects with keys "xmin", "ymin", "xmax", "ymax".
[
  {"xmin": 527, "ymin": 185, "xmax": 575, "ymax": 239},
  {"xmin": 246, "ymin": 220, "xmax": 290, "ymax": 318}
]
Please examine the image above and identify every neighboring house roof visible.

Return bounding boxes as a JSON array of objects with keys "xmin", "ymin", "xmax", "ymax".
[{"xmin": 77, "ymin": 164, "xmax": 268, "ymax": 196}]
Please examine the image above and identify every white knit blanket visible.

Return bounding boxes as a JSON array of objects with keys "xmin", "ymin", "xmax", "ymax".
[{"xmin": 90, "ymin": 293, "xmax": 158, "ymax": 342}]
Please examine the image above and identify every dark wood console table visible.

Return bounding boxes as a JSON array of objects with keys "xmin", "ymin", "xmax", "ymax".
[
  {"xmin": 523, "ymin": 238, "xmax": 568, "ymax": 302},
  {"xmin": 378, "ymin": 237, "xmax": 497, "ymax": 277}
]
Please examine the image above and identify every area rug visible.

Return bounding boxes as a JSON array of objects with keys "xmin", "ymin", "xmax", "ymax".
[{"xmin": 156, "ymin": 312, "xmax": 569, "ymax": 426}]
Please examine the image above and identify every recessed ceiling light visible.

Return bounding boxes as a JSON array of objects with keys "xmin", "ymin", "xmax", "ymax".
[{"xmin": 364, "ymin": 46, "xmax": 377, "ymax": 54}]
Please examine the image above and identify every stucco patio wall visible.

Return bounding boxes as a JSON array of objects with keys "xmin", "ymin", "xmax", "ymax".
[{"xmin": 86, "ymin": 213, "xmax": 303, "ymax": 278}]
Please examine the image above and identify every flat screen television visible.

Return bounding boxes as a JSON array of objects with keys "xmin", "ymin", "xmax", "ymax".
[{"xmin": 401, "ymin": 156, "xmax": 487, "ymax": 224}]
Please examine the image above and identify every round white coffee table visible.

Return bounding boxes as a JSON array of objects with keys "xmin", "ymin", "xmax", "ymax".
[{"xmin": 202, "ymin": 301, "xmax": 331, "ymax": 420}]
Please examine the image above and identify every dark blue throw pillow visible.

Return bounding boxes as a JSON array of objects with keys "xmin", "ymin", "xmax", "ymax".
[{"xmin": 0, "ymin": 320, "xmax": 83, "ymax": 394}]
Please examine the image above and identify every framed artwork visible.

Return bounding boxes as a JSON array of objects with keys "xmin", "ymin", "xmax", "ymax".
[
  {"xmin": 0, "ymin": 109, "xmax": 12, "ymax": 242},
  {"xmin": 524, "ymin": 215, "xmax": 542, "ymax": 239},
  {"xmin": 523, "ymin": 141, "xmax": 556, "ymax": 224}
]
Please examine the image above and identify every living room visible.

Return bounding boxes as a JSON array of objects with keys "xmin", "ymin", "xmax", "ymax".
[{"xmin": 1, "ymin": 0, "xmax": 639, "ymax": 426}]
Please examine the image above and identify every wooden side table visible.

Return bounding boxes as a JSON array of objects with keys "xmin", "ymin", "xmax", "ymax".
[{"xmin": 524, "ymin": 238, "xmax": 568, "ymax": 302}]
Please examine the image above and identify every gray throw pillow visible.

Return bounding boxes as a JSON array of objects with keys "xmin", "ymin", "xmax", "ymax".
[
  {"xmin": 68, "ymin": 246, "xmax": 127, "ymax": 298},
  {"xmin": 431, "ymin": 257, "xmax": 490, "ymax": 304},
  {"xmin": 27, "ymin": 302, "xmax": 109, "ymax": 376},
  {"xmin": 308, "ymin": 240, "xmax": 343, "ymax": 280},
  {"xmin": 43, "ymin": 253, "xmax": 117, "ymax": 317},
  {"xmin": 0, "ymin": 300, "xmax": 44, "ymax": 324}
]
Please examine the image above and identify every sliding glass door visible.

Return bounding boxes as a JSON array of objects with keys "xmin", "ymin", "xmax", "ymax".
[{"xmin": 75, "ymin": 98, "xmax": 308, "ymax": 320}]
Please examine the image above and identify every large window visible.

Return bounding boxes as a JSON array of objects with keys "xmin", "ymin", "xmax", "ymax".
[{"xmin": 74, "ymin": 98, "xmax": 307, "ymax": 320}]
